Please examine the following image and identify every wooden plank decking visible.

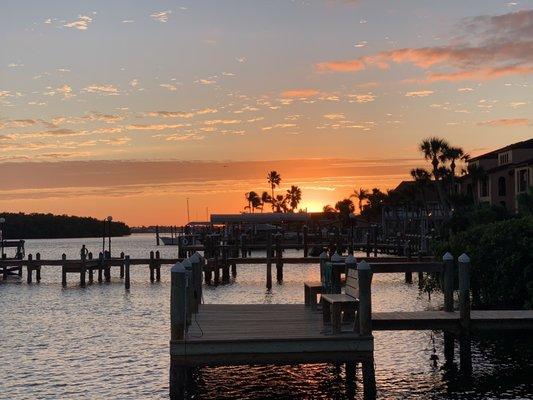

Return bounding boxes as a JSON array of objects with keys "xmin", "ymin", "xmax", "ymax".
[
  {"xmin": 170, "ymin": 304, "xmax": 373, "ymax": 366},
  {"xmin": 170, "ymin": 305, "xmax": 533, "ymax": 366}
]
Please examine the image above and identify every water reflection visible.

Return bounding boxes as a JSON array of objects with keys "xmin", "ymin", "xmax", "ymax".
[{"xmin": 0, "ymin": 234, "xmax": 532, "ymax": 399}]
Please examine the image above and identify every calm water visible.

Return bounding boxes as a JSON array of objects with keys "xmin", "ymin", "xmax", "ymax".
[{"xmin": 1, "ymin": 233, "xmax": 532, "ymax": 399}]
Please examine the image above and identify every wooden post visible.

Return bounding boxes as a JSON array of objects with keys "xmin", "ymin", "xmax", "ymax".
[
  {"xmin": 458, "ymin": 253, "xmax": 471, "ymax": 375},
  {"xmin": 190, "ymin": 252, "xmax": 203, "ymax": 312},
  {"xmin": 27, "ymin": 253, "xmax": 33, "ymax": 284},
  {"xmin": 61, "ymin": 253, "xmax": 67, "ymax": 287},
  {"xmin": 357, "ymin": 260, "xmax": 372, "ymax": 336},
  {"xmin": 98, "ymin": 252, "xmax": 103, "ymax": 283},
  {"xmin": 36, "ymin": 253, "xmax": 41, "ymax": 282},
  {"xmin": 372, "ymin": 225, "xmax": 378, "ymax": 258},
  {"xmin": 88, "ymin": 252, "xmax": 94, "ymax": 284},
  {"xmin": 120, "ymin": 251, "xmax": 125, "ymax": 278},
  {"xmin": 125, "ymin": 255, "xmax": 131, "ymax": 290},
  {"xmin": 404, "ymin": 241, "xmax": 412, "ymax": 283},
  {"xmin": 156, "ymin": 225, "xmax": 160, "ymax": 246},
  {"xmin": 170, "ymin": 262, "xmax": 187, "ymax": 341},
  {"xmin": 80, "ymin": 255, "xmax": 86, "ymax": 287},
  {"xmin": 303, "ymin": 225, "xmax": 309, "ymax": 257},
  {"xmin": 443, "ymin": 252, "xmax": 454, "ymax": 312},
  {"xmin": 240, "ymin": 234, "xmax": 247, "ymax": 258},
  {"xmin": 266, "ymin": 233, "xmax": 272, "ymax": 290},
  {"xmin": 213, "ymin": 257, "xmax": 220, "ymax": 286},
  {"xmin": 231, "ymin": 262, "xmax": 237, "ymax": 278},
  {"xmin": 417, "ymin": 251, "xmax": 424, "ymax": 289},
  {"xmin": 319, "ymin": 251, "xmax": 329, "ymax": 284},
  {"xmin": 182, "ymin": 258, "xmax": 194, "ymax": 324},
  {"xmin": 149, "ymin": 251, "xmax": 155, "ymax": 283},
  {"xmin": 444, "ymin": 332, "xmax": 455, "ymax": 366},
  {"xmin": 366, "ymin": 232, "xmax": 371, "ymax": 258},
  {"xmin": 362, "ymin": 357, "xmax": 377, "ymax": 400},
  {"xmin": 275, "ymin": 233, "xmax": 283, "ymax": 283},
  {"xmin": 156, "ymin": 251, "xmax": 161, "ymax": 281}
]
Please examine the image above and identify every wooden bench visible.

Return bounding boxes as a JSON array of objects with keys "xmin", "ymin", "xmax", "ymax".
[
  {"xmin": 304, "ymin": 282, "xmax": 323, "ymax": 309},
  {"xmin": 322, "ymin": 268, "xmax": 359, "ymax": 334}
]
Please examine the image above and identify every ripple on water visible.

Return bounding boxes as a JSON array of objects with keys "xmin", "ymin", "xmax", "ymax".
[{"xmin": 1, "ymin": 234, "xmax": 532, "ymax": 399}]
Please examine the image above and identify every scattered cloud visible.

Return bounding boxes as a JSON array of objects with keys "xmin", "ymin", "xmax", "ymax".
[
  {"xmin": 281, "ymin": 89, "xmax": 319, "ymax": 98},
  {"xmin": 150, "ymin": 11, "xmax": 171, "ymax": 23},
  {"xmin": 347, "ymin": 93, "xmax": 376, "ymax": 103},
  {"xmin": 405, "ymin": 90, "xmax": 434, "ymax": 97},
  {"xmin": 64, "ymin": 15, "xmax": 93, "ymax": 31},
  {"xmin": 159, "ymin": 83, "xmax": 178, "ymax": 91},
  {"xmin": 83, "ymin": 84, "xmax": 119, "ymax": 95},
  {"xmin": 323, "ymin": 113, "xmax": 345, "ymax": 120},
  {"xmin": 315, "ymin": 60, "xmax": 365, "ymax": 73},
  {"xmin": 478, "ymin": 118, "xmax": 530, "ymax": 126}
]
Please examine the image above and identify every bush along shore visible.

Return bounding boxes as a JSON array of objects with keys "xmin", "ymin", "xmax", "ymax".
[{"xmin": 0, "ymin": 212, "xmax": 131, "ymax": 239}]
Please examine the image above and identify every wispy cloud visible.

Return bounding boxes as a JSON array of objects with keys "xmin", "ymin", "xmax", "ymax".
[
  {"xmin": 477, "ymin": 118, "xmax": 530, "ymax": 126},
  {"xmin": 281, "ymin": 89, "xmax": 319, "ymax": 98},
  {"xmin": 83, "ymin": 84, "xmax": 119, "ymax": 95},
  {"xmin": 405, "ymin": 90, "xmax": 434, "ymax": 97},
  {"xmin": 150, "ymin": 11, "xmax": 171, "ymax": 23}
]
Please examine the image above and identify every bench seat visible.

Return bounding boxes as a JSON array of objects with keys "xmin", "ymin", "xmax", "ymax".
[{"xmin": 322, "ymin": 268, "xmax": 360, "ymax": 334}]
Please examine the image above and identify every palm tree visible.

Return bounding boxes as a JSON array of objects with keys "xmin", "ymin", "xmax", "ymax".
[
  {"xmin": 271, "ymin": 194, "xmax": 288, "ymax": 212},
  {"xmin": 244, "ymin": 191, "xmax": 260, "ymax": 213},
  {"xmin": 466, "ymin": 164, "xmax": 486, "ymax": 203},
  {"xmin": 261, "ymin": 191, "xmax": 272, "ymax": 212},
  {"xmin": 419, "ymin": 137, "xmax": 450, "ymax": 212},
  {"xmin": 442, "ymin": 146, "xmax": 465, "ymax": 194},
  {"xmin": 286, "ymin": 185, "xmax": 302, "ymax": 211},
  {"xmin": 350, "ymin": 187, "xmax": 369, "ymax": 214},
  {"xmin": 267, "ymin": 171, "xmax": 281, "ymax": 210},
  {"xmin": 323, "ymin": 204, "xmax": 336, "ymax": 214}
]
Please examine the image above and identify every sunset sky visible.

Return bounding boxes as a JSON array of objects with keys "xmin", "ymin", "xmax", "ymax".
[{"xmin": 1, "ymin": 1, "xmax": 532, "ymax": 225}]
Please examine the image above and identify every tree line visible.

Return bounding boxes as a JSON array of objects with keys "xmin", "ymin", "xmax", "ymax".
[
  {"xmin": 0, "ymin": 212, "xmax": 131, "ymax": 239},
  {"xmin": 244, "ymin": 170, "xmax": 302, "ymax": 213}
]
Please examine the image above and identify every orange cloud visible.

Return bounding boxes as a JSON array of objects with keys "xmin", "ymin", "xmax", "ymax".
[
  {"xmin": 427, "ymin": 65, "xmax": 533, "ymax": 82},
  {"xmin": 477, "ymin": 118, "xmax": 530, "ymax": 127},
  {"xmin": 315, "ymin": 60, "xmax": 365, "ymax": 73},
  {"xmin": 281, "ymin": 89, "xmax": 319, "ymax": 98}
]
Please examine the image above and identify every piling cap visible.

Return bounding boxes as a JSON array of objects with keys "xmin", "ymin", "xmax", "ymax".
[
  {"xmin": 331, "ymin": 252, "xmax": 343, "ymax": 264},
  {"xmin": 182, "ymin": 258, "xmax": 192, "ymax": 269},
  {"xmin": 189, "ymin": 252, "xmax": 201, "ymax": 263},
  {"xmin": 319, "ymin": 251, "xmax": 329, "ymax": 260},
  {"xmin": 442, "ymin": 252, "xmax": 454, "ymax": 261},
  {"xmin": 171, "ymin": 262, "xmax": 186, "ymax": 273},
  {"xmin": 345, "ymin": 254, "xmax": 357, "ymax": 267},
  {"xmin": 357, "ymin": 260, "xmax": 371, "ymax": 270},
  {"xmin": 458, "ymin": 253, "xmax": 470, "ymax": 263}
]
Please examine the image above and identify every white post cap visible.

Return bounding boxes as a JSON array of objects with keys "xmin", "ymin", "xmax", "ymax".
[
  {"xmin": 458, "ymin": 253, "xmax": 470, "ymax": 263},
  {"xmin": 442, "ymin": 252, "xmax": 454, "ymax": 261},
  {"xmin": 357, "ymin": 260, "xmax": 371, "ymax": 270},
  {"xmin": 171, "ymin": 262, "xmax": 185, "ymax": 273},
  {"xmin": 189, "ymin": 252, "xmax": 201, "ymax": 263},
  {"xmin": 345, "ymin": 254, "xmax": 357, "ymax": 266},
  {"xmin": 319, "ymin": 251, "xmax": 329, "ymax": 260}
]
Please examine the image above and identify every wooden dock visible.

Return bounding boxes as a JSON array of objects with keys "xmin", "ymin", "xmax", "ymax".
[{"xmin": 168, "ymin": 252, "xmax": 533, "ymax": 399}]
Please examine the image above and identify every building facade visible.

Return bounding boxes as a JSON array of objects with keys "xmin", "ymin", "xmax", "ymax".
[{"xmin": 464, "ymin": 138, "xmax": 533, "ymax": 212}]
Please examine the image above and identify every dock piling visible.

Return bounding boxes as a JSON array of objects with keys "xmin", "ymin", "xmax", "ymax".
[
  {"xmin": 357, "ymin": 260, "xmax": 372, "ymax": 336},
  {"xmin": 124, "ymin": 255, "xmax": 131, "ymax": 290},
  {"xmin": 26, "ymin": 253, "xmax": 33, "ymax": 284},
  {"xmin": 61, "ymin": 253, "xmax": 67, "ymax": 287},
  {"xmin": 443, "ymin": 252, "xmax": 454, "ymax": 312},
  {"xmin": 266, "ymin": 233, "xmax": 273, "ymax": 290}
]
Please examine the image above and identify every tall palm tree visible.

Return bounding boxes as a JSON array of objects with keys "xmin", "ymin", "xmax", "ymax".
[
  {"xmin": 442, "ymin": 146, "xmax": 465, "ymax": 194},
  {"xmin": 286, "ymin": 185, "xmax": 302, "ymax": 211},
  {"xmin": 323, "ymin": 204, "xmax": 336, "ymax": 214},
  {"xmin": 419, "ymin": 137, "xmax": 450, "ymax": 212},
  {"xmin": 350, "ymin": 187, "xmax": 369, "ymax": 214},
  {"xmin": 267, "ymin": 171, "xmax": 281, "ymax": 211},
  {"xmin": 261, "ymin": 191, "xmax": 272, "ymax": 212}
]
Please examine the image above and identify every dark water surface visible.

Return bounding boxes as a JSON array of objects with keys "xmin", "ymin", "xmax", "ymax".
[{"xmin": 1, "ymin": 234, "xmax": 532, "ymax": 399}]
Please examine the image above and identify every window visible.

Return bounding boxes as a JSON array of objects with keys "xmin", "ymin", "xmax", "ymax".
[
  {"xmin": 517, "ymin": 168, "xmax": 529, "ymax": 193},
  {"xmin": 480, "ymin": 178, "xmax": 489, "ymax": 197},
  {"xmin": 498, "ymin": 176, "xmax": 506, "ymax": 196},
  {"xmin": 498, "ymin": 152, "xmax": 511, "ymax": 165}
]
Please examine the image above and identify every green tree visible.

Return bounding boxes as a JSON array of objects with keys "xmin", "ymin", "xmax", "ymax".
[{"xmin": 419, "ymin": 137, "xmax": 450, "ymax": 211}]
